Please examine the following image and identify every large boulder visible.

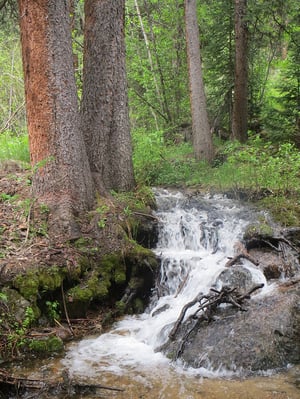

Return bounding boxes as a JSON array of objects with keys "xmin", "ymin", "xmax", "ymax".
[{"xmin": 162, "ymin": 284, "xmax": 300, "ymax": 374}]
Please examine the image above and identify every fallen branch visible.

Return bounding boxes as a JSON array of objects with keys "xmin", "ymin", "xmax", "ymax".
[
  {"xmin": 61, "ymin": 283, "xmax": 74, "ymax": 336},
  {"xmin": 133, "ymin": 211, "xmax": 159, "ymax": 221},
  {"xmin": 169, "ymin": 283, "xmax": 264, "ymax": 344}
]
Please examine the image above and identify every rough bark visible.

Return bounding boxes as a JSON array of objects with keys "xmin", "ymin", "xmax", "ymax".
[
  {"xmin": 81, "ymin": 0, "xmax": 135, "ymax": 192},
  {"xmin": 232, "ymin": 0, "xmax": 248, "ymax": 142},
  {"xmin": 18, "ymin": 0, "xmax": 95, "ymax": 238},
  {"xmin": 184, "ymin": 0, "xmax": 214, "ymax": 162}
]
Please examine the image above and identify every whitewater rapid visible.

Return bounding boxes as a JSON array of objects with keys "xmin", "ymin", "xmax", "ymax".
[{"xmin": 62, "ymin": 189, "xmax": 270, "ymax": 378}]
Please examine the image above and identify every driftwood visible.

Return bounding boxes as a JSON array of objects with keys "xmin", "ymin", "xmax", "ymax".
[
  {"xmin": 169, "ymin": 283, "xmax": 264, "ymax": 359},
  {"xmin": 0, "ymin": 368, "xmax": 124, "ymax": 396}
]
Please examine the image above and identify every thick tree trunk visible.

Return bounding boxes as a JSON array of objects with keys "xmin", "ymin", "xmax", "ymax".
[
  {"xmin": 184, "ymin": 0, "xmax": 214, "ymax": 162},
  {"xmin": 232, "ymin": 0, "xmax": 248, "ymax": 142},
  {"xmin": 81, "ymin": 0, "xmax": 135, "ymax": 192},
  {"xmin": 18, "ymin": 0, "xmax": 95, "ymax": 238}
]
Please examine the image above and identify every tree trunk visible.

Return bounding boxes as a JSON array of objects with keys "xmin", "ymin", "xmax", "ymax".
[
  {"xmin": 232, "ymin": 0, "xmax": 248, "ymax": 142},
  {"xmin": 81, "ymin": 0, "xmax": 135, "ymax": 192},
  {"xmin": 184, "ymin": 0, "xmax": 214, "ymax": 162},
  {"xmin": 18, "ymin": 0, "xmax": 95, "ymax": 238}
]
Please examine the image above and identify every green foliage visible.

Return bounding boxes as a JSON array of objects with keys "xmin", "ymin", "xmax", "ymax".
[
  {"xmin": 7, "ymin": 306, "xmax": 36, "ymax": 351},
  {"xmin": 0, "ymin": 131, "xmax": 29, "ymax": 162},
  {"xmin": 133, "ymin": 128, "xmax": 207, "ymax": 186},
  {"xmin": 0, "ymin": 292, "xmax": 7, "ymax": 302},
  {"xmin": 133, "ymin": 128, "xmax": 300, "ymax": 202},
  {"xmin": 217, "ymin": 138, "xmax": 300, "ymax": 193},
  {"xmin": 45, "ymin": 300, "xmax": 60, "ymax": 323},
  {"xmin": 126, "ymin": 0, "xmax": 189, "ymax": 131},
  {"xmin": 28, "ymin": 336, "xmax": 64, "ymax": 353},
  {"xmin": 0, "ymin": 192, "xmax": 18, "ymax": 202},
  {"xmin": 95, "ymin": 204, "xmax": 109, "ymax": 229},
  {"xmin": 111, "ymin": 184, "xmax": 155, "ymax": 210},
  {"xmin": 0, "ymin": 29, "xmax": 25, "ymax": 135}
]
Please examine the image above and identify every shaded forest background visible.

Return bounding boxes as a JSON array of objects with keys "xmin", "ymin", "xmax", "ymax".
[{"xmin": 0, "ymin": 0, "xmax": 300, "ymax": 224}]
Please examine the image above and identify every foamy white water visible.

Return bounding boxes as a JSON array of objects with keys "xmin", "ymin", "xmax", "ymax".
[{"xmin": 63, "ymin": 189, "xmax": 270, "ymax": 378}]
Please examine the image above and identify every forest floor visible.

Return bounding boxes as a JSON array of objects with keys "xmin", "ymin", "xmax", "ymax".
[
  {"xmin": 0, "ymin": 161, "xmax": 140, "ymax": 348},
  {"xmin": 0, "ymin": 160, "xmax": 127, "ymax": 283}
]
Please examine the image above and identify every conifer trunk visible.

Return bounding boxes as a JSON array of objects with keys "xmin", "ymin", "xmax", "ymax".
[
  {"xmin": 184, "ymin": 0, "xmax": 214, "ymax": 162},
  {"xmin": 81, "ymin": 0, "xmax": 135, "ymax": 192},
  {"xmin": 18, "ymin": 0, "xmax": 94, "ymax": 238}
]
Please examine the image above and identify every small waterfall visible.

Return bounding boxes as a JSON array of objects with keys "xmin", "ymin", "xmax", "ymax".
[{"xmin": 63, "ymin": 189, "xmax": 269, "ymax": 378}]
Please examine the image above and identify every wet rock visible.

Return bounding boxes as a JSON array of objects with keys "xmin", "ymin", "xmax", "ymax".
[
  {"xmin": 214, "ymin": 266, "xmax": 255, "ymax": 293},
  {"xmin": 134, "ymin": 214, "xmax": 159, "ymax": 248},
  {"xmin": 162, "ymin": 286, "xmax": 300, "ymax": 374},
  {"xmin": 263, "ymin": 263, "xmax": 282, "ymax": 280}
]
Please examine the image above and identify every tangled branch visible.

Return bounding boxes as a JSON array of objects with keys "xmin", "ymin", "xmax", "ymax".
[{"xmin": 169, "ymin": 283, "xmax": 264, "ymax": 360}]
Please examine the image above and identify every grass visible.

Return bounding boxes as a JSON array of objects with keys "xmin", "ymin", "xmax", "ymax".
[
  {"xmin": 132, "ymin": 129, "xmax": 300, "ymax": 225},
  {"xmin": 0, "ymin": 131, "xmax": 29, "ymax": 163}
]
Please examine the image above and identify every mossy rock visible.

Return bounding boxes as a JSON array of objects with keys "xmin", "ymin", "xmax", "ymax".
[
  {"xmin": 0, "ymin": 287, "xmax": 40, "ymax": 322},
  {"xmin": 243, "ymin": 221, "xmax": 274, "ymax": 240},
  {"xmin": 13, "ymin": 265, "xmax": 67, "ymax": 301},
  {"xmin": 28, "ymin": 336, "xmax": 64, "ymax": 354}
]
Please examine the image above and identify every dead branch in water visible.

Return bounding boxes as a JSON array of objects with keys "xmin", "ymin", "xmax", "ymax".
[{"xmin": 169, "ymin": 283, "xmax": 264, "ymax": 359}]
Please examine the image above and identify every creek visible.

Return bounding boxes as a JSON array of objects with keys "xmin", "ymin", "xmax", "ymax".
[{"xmin": 5, "ymin": 189, "xmax": 300, "ymax": 398}]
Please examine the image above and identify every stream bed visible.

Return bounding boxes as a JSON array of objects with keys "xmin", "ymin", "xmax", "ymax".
[{"xmin": 4, "ymin": 189, "xmax": 300, "ymax": 398}]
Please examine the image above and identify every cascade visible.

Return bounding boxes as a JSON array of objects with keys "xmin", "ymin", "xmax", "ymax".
[{"xmin": 63, "ymin": 189, "xmax": 270, "ymax": 378}]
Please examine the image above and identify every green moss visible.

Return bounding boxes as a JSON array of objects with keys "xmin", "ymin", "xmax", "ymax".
[
  {"xmin": 13, "ymin": 271, "xmax": 39, "ymax": 301},
  {"xmin": 100, "ymin": 253, "xmax": 126, "ymax": 285},
  {"xmin": 126, "ymin": 243, "xmax": 158, "ymax": 274},
  {"xmin": 13, "ymin": 266, "xmax": 67, "ymax": 301},
  {"xmin": 115, "ymin": 300, "xmax": 126, "ymax": 314},
  {"xmin": 67, "ymin": 268, "xmax": 112, "ymax": 303},
  {"xmin": 244, "ymin": 221, "xmax": 274, "ymax": 240},
  {"xmin": 114, "ymin": 269, "xmax": 126, "ymax": 284},
  {"xmin": 133, "ymin": 298, "xmax": 144, "ymax": 313},
  {"xmin": 28, "ymin": 336, "xmax": 64, "ymax": 353},
  {"xmin": 39, "ymin": 268, "xmax": 63, "ymax": 292},
  {"xmin": 67, "ymin": 286, "xmax": 94, "ymax": 302}
]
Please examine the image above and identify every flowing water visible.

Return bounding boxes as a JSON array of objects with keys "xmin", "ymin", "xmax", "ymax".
[{"xmin": 6, "ymin": 189, "xmax": 300, "ymax": 398}]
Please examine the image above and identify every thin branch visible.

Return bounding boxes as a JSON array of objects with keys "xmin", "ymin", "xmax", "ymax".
[
  {"xmin": 61, "ymin": 283, "xmax": 75, "ymax": 336},
  {"xmin": 131, "ymin": 86, "xmax": 168, "ymax": 122}
]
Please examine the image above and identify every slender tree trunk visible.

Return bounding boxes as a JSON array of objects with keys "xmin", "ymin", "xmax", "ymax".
[
  {"xmin": 232, "ymin": 0, "xmax": 248, "ymax": 142},
  {"xmin": 81, "ymin": 0, "xmax": 135, "ymax": 192},
  {"xmin": 18, "ymin": 0, "xmax": 95, "ymax": 238},
  {"xmin": 143, "ymin": 0, "xmax": 173, "ymax": 124},
  {"xmin": 184, "ymin": 0, "xmax": 214, "ymax": 162},
  {"xmin": 134, "ymin": 0, "xmax": 165, "ymax": 118}
]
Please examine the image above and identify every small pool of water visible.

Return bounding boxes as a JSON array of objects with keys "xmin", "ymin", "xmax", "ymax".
[{"xmin": 5, "ymin": 357, "xmax": 300, "ymax": 399}]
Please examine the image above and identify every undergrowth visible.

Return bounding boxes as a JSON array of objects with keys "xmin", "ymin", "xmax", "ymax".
[
  {"xmin": 133, "ymin": 129, "xmax": 300, "ymax": 225},
  {"xmin": 2, "ymin": 128, "xmax": 300, "ymax": 225},
  {"xmin": 0, "ymin": 131, "xmax": 29, "ymax": 163}
]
